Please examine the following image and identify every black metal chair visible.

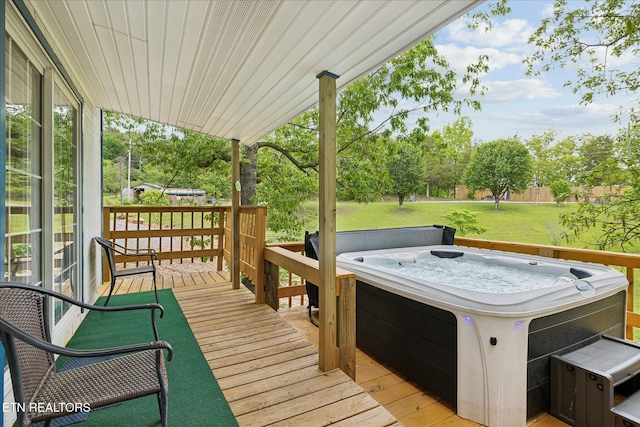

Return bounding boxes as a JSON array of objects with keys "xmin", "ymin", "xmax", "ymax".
[
  {"xmin": 0, "ymin": 282, "xmax": 172, "ymax": 427},
  {"xmin": 304, "ymin": 231, "xmax": 320, "ymax": 327},
  {"xmin": 94, "ymin": 236, "xmax": 158, "ymax": 306}
]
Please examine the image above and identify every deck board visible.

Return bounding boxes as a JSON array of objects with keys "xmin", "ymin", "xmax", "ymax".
[{"xmin": 100, "ymin": 267, "xmax": 570, "ymax": 427}]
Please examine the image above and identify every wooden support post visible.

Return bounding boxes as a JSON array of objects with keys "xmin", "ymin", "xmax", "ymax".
[
  {"xmin": 216, "ymin": 207, "xmax": 224, "ymax": 271},
  {"xmin": 264, "ymin": 260, "xmax": 279, "ymax": 311},
  {"xmin": 254, "ymin": 206, "xmax": 267, "ymax": 304},
  {"xmin": 102, "ymin": 207, "xmax": 111, "ymax": 282},
  {"xmin": 337, "ymin": 274, "xmax": 356, "ymax": 379},
  {"xmin": 627, "ymin": 267, "xmax": 635, "ymax": 339},
  {"xmin": 231, "ymin": 139, "xmax": 241, "ymax": 290},
  {"xmin": 317, "ymin": 70, "xmax": 339, "ymax": 372}
]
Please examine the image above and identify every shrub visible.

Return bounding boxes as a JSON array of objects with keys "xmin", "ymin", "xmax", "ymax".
[
  {"xmin": 444, "ymin": 209, "xmax": 487, "ymax": 237},
  {"xmin": 139, "ymin": 189, "xmax": 170, "ymax": 206}
]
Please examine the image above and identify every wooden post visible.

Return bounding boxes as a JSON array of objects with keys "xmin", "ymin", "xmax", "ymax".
[
  {"xmin": 102, "ymin": 207, "xmax": 111, "ymax": 282},
  {"xmin": 337, "ymin": 274, "xmax": 356, "ymax": 379},
  {"xmin": 627, "ymin": 267, "xmax": 635, "ymax": 339},
  {"xmin": 231, "ymin": 139, "xmax": 241, "ymax": 290},
  {"xmin": 254, "ymin": 206, "xmax": 267, "ymax": 304},
  {"xmin": 317, "ymin": 70, "xmax": 339, "ymax": 372},
  {"xmin": 216, "ymin": 207, "xmax": 224, "ymax": 271}
]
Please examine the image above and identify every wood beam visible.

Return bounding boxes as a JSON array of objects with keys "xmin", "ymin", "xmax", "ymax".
[
  {"xmin": 317, "ymin": 70, "xmax": 339, "ymax": 372},
  {"xmin": 231, "ymin": 139, "xmax": 241, "ymax": 290}
]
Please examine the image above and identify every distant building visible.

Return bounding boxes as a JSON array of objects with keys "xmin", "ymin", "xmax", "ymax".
[
  {"xmin": 132, "ymin": 183, "xmax": 163, "ymax": 202},
  {"xmin": 164, "ymin": 188, "xmax": 207, "ymax": 204},
  {"xmin": 132, "ymin": 183, "xmax": 207, "ymax": 204}
]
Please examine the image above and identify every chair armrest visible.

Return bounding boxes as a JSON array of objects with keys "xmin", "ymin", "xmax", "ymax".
[
  {"xmin": 0, "ymin": 283, "xmax": 165, "ymax": 340},
  {"xmin": 110, "ymin": 240, "xmax": 158, "ymax": 259},
  {"xmin": 0, "ymin": 283, "xmax": 163, "ymax": 315},
  {"xmin": 0, "ymin": 316, "xmax": 174, "ymax": 361}
]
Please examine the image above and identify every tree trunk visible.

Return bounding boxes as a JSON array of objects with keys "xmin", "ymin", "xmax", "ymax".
[
  {"xmin": 398, "ymin": 195, "xmax": 404, "ymax": 208},
  {"xmin": 494, "ymin": 199, "xmax": 500, "ymax": 210},
  {"xmin": 240, "ymin": 144, "xmax": 258, "ymax": 205}
]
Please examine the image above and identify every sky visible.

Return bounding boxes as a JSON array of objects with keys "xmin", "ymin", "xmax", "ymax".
[{"xmin": 419, "ymin": 0, "xmax": 635, "ymax": 143}]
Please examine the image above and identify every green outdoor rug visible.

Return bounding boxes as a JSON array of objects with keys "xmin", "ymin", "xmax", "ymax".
[{"xmin": 57, "ymin": 290, "xmax": 238, "ymax": 427}]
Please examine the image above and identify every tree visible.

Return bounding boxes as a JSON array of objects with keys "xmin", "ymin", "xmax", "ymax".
[
  {"xmin": 525, "ymin": 0, "xmax": 640, "ymax": 128},
  {"xmin": 526, "ymin": 130, "xmax": 559, "ymax": 187},
  {"xmin": 547, "ymin": 137, "xmax": 580, "ymax": 184},
  {"xmin": 525, "ymin": 131, "xmax": 582, "ymax": 186},
  {"xmin": 103, "ymin": 131, "xmax": 128, "ymax": 161},
  {"xmin": 387, "ymin": 143, "xmax": 425, "ymax": 208},
  {"xmin": 463, "ymin": 139, "xmax": 533, "ymax": 209},
  {"xmin": 559, "ymin": 127, "xmax": 640, "ymax": 251},
  {"xmin": 575, "ymin": 134, "xmax": 623, "ymax": 187},
  {"xmin": 549, "ymin": 180, "xmax": 572, "ymax": 206},
  {"xmin": 429, "ymin": 117, "xmax": 474, "ymax": 198}
]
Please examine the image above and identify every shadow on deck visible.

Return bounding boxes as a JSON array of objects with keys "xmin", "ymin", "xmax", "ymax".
[{"xmin": 99, "ymin": 266, "xmax": 568, "ymax": 427}]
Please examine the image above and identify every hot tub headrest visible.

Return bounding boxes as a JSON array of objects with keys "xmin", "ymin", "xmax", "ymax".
[{"xmin": 304, "ymin": 225, "xmax": 456, "ymax": 259}]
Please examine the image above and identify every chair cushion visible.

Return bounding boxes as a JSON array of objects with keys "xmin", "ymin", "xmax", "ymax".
[{"xmin": 29, "ymin": 350, "xmax": 167, "ymax": 423}]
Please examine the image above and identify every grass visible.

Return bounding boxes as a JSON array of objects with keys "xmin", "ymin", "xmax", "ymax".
[{"xmin": 301, "ymin": 199, "xmax": 598, "ymax": 247}]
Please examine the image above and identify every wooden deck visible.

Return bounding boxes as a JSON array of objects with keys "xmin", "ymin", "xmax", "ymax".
[{"xmin": 98, "ymin": 267, "xmax": 568, "ymax": 427}]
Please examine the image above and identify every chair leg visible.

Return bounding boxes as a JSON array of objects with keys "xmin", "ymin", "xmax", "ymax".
[
  {"xmin": 308, "ymin": 305, "xmax": 319, "ymax": 327},
  {"xmin": 153, "ymin": 269, "xmax": 159, "ymax": 303},
  {"xmin": 157, "ymin": 388, "xmax": 168, "ymax": 427},
  {"xmin": 104, "ymin": 277, "xmax": 116, "ymax": 306}
]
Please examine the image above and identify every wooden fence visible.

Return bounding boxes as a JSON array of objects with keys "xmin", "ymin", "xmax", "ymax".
[{"xmin": 455, "ymin": 184, "xmax": 624, "ymax": 203}]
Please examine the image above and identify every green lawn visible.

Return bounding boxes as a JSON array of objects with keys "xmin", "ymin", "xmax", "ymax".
[{"xmin": 302, "ymin": 200, "xmax": 593, "ymax": 247}]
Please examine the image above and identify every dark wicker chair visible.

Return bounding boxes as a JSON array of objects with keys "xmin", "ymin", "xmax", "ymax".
[
  {"xmin": 0, "ymin": 282, "xmax": 172, "ymax": 427},
  {"xmin": 94, "ymin": 236, "xmax": 158, "ymax": 306}
]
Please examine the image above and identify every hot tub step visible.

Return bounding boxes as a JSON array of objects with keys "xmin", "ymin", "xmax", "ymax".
[
  {"xmin": 613, "ymin": 389, "xmax": 640, "ymax": 427},
  {"xmin": 551, "ymin": 335, "xmax": 640, "ymax": 427}
]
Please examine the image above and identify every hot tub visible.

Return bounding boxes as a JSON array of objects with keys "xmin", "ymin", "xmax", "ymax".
[{"xmin": 336, "ymin": 245, "xmax": 628, "ymax": 427}]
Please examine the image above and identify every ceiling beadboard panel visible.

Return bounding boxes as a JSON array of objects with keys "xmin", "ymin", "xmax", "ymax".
[{"xmin": 26, "ymin": 0, "xmax": 481, "ymax": 145}]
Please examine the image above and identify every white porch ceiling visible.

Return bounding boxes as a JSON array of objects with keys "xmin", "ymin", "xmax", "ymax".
[{"xmin": 27, "ymin": 0, "xmax": 481, "ymax": 146}]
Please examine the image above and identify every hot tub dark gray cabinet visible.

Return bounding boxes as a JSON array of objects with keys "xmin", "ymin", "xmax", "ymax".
[
  {"xmin": 355, "ymin": 280, "xmax": 458, "ymax": 406},
  {"xmin": 356, "ymin": 280, "xmax": 626, "ymax": 420}
]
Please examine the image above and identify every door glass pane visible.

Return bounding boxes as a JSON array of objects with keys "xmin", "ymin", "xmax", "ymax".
[
  {"xmin": 53, "ymin": 84, "xmax": 77, "ymax": 322},
  {"xmin": 5, "ymin": 36, "xmax": 42, "ymax": 285}
]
